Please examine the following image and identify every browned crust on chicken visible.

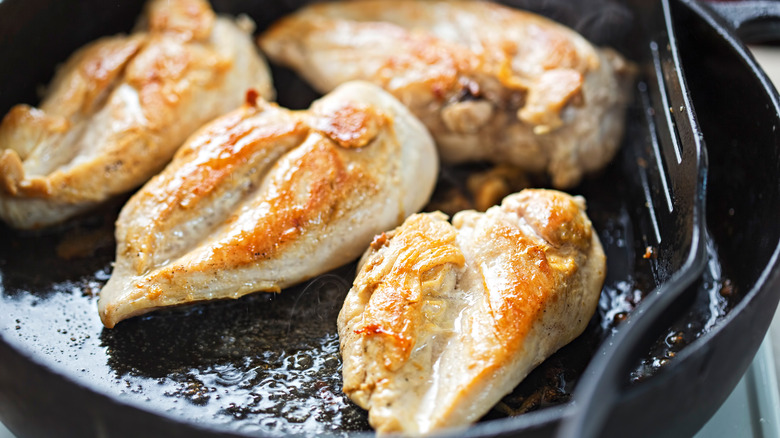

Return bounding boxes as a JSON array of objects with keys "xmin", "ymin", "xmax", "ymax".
[
  {"xmin": 99, "ymin": 81, "xmax": 438, "ymax": 328},
  {"xmin": 0, "ymin": 0, "xmax": 274, "ymax": 228},
  {"xmin": 259, "ymin": 0, "xmax": 635, "ymax": 189},
  {"xmin": 338, "ymin": 189, "xmax": 606, "ymax": 434}
]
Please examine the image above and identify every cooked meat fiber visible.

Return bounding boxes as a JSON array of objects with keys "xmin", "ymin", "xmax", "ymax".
[
  {"xmin": 259, "ymin": 0, "xmax": 634, "ymax": 189},
  {"xmin": 338, "ymin": 189, "xmax": 606, "ymax": 435},
  {"xmin": 0, "ymin": 0, "xmax": 274, "ymax": 229},
  {"xmin": 98, "ymin": 81, "xmax": 438, "ymax": 328}
]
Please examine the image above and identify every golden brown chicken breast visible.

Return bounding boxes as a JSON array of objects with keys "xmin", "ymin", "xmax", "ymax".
[
  {"xmin": 98, "ymin": 81, "xmax": 438, "ymax": 328},
  {"xmin": 0, "ymin": 0, "xmax": 274, "ymax": 229},
  {"xmin": 259, "ymin": 0, "xmax": 634, "ymax": 189},
  {"xmin": 338, "ymin": 189, "xmax": 606, "ymax": 434}
]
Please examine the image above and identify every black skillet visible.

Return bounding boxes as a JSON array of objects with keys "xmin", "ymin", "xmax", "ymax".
[{"xmin": 0, "ymin": 1, "xmax": 779, "ymax": 437}]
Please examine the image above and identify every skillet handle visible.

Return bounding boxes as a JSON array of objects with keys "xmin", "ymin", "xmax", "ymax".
[{"xmin": 702, "ymin": 0, "xmax": 780, "ymax": 42}]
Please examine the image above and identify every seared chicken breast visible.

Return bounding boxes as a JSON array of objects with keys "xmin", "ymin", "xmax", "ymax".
[
  {"xmin": 98, "ymin": 81, "xmax": 437, "ymax": 328},
  {"xmin": 259, "ymin": 0, "xmax": 634, "ymax": 189},
  {"xmin": 0, "ymin": 0, "xmax": 274, "ymax": 229},
  {"xmin": 338, "ymin": 189, "xmax": 606, "ymax": 434}
]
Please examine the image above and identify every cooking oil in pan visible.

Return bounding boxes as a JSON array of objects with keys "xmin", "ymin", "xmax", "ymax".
[{"xmin": 0, "ymin": 160, "xmax": 737, "ymax": 434}]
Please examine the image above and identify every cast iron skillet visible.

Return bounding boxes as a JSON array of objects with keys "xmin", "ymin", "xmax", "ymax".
[{"xmin": 0, "ymin": 0, "xmax": 778, "ymax": 437}]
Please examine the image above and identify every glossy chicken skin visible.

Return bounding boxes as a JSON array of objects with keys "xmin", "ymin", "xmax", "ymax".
[
  {"xmin": 259, "ymin": 0, "xmax": 634, "ymax": 189},
  {"xmin": 0, "ymin": 0, "xmax": 274, "ymax": 229},
  {"xmin": 338, "ymin": 189, "xmax": 606, "ymax": 434},
  {"xmin": 98, "ymin": 81, "xmax": 438, "ymax": 328}
]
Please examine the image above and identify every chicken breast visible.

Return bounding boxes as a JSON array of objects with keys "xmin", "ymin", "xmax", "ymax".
[
  {"xmin": 259, "ymin": 0, "xmax": 634, "ymax": 189},
  {"xmin": 0, "ymin": 0, "xmax": 274, "ymax": 229},
  {"xmin": 98, "ymin": 81, "xmax": 438, "ymax": 328},
  {"xmin": 338, "ymin": 189, "xmax": 606, "ymax": 434}
]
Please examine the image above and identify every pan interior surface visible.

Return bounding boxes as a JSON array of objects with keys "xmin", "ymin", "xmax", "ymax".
[{"xmin": 0, "ymin": 141, "xmax": 658, "ymax": 436}]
